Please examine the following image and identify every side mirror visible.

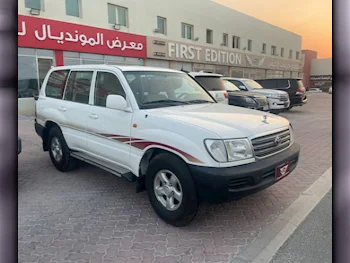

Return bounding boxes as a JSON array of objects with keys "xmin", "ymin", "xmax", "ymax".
[
  {"xmin": 239, "ymin": 85, "xmax": 247, "ymax": 91},
  {"xmin": 106, "ymin": 95, "xmax": 128, "ymax": 111}
]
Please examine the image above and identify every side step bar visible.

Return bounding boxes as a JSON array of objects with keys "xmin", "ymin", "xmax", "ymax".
[{"xmin": 71, "ymin": 153, "xmax": 136, "ymax": 182}]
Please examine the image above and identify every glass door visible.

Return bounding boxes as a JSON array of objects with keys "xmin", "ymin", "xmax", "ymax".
[{"xmin": 37, "ymin": 58, "xmax": 54, "ymax": 89}]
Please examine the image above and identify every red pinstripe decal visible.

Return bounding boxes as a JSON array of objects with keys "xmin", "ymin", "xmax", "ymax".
[{"xmin": 96, "ymin": 133, "xmax": 203, "ymax": 164}]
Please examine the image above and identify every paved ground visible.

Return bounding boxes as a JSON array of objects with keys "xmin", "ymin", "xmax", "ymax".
[
  {"xmin": 270, "ymin": 189, "xmax": 332, "ymax": 263},
  {"xmin": 18, "ymin": 93, "xmax": 332, "ymax": 263}
]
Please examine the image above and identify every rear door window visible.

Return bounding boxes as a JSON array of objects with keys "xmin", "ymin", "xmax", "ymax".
[
  {"xmin": 64, "ymin": 71, "xmax": 94, "ymax": 104},
  {"xmin": 194, "ymin": 76, "xmax": 226, "ymax": 91},
  {"xmin": 276, "ymin": 79, "xmax": 290, "ymax": 89},
  {"xmin": 257, "ymin": 79, "xmax": 277, "ymax": 89},
  {"xmin": 45, "ymin": 70, "xmax": 70, "ymax": 99}
]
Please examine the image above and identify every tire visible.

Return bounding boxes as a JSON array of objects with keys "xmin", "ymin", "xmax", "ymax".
[
  {"xmin": 48, "ymin": 126, "xmax": 77, "ymax": 172},
  {"xmin": 146, "ymin": 153, "xmax": 199, "ymax": 227}
]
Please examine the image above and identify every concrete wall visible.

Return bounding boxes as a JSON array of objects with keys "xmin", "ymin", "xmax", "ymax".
[
  {"xmin": 311, "ymin": 58, "xmax": 332, "ymax": 76},
  {"xmin": 302, "ymin": 50, "xmax": 318, "ymax": 88},
  {"xmin": 18, "ymin": 0, "xmax": 302, "ymax": 62}
]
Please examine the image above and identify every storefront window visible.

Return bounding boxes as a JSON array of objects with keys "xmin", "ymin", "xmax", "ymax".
[
  {"xmin": 243, "ymin": 68, "xmax": 265, "ymax": 79},
  {"xmin": 215, "ymin": 65, "xmax": 229, "ymax": 76},
  {"xmin": 230, "ymin": 67, "xmax": 244, "ymax": 78},
  {"xmin": 173, "ymin": 61, "xmax": 192, "ymax": 71},
  {"xmin": 147, "ymin": 59, "xmax": 170, "ymax": 68},
  {"xmin": 283, "ymin": 71, "xmax": 291, "ymax": 78},
  {"xmin": 18, "ymin": 48, "xmax": 55, "ymax": 98},
  {"xmin": 291, "ymin": 71, "xmax": 299, "ymax": 78}
]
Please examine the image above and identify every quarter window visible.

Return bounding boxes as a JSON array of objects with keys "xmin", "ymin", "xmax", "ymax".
[
  {"xmin": 64, "ymin": 71, "xmax": 93, "ymax": 104},
  {"xmin": 66, "ymin": 0, "xmax": 80, "ymax": 17},
  {"xmin": 45, "ymin": 70, "xmax": 70, "ymax": 99},
  {"xmin": 181, "ymin": 23, "xmax": 193, "ymax": 40},
  {"xmin": 157, "ymin": 16, "xmax": 167, "ymax": 35},
  {"xmin": 108, "ymin": 4, "xmax": 128, "ymax": 27},
  {"xmin": 94, "ymin": 72, "xmax": 126, "ymax": 107}
]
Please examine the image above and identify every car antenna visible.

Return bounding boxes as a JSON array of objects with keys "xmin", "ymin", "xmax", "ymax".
[{"xmin": 180, "ymin": 67, "xmax": 190, "ymax": 73}]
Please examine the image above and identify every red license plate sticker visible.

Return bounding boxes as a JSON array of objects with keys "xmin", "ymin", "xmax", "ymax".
[{"xmin": 276, "ymin": 161, "xmax": 291, "ymax": 181}]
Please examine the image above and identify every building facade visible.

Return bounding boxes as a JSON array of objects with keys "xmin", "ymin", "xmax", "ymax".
[
  {"xmin": 18, "ymin": 0, "xmax": 304, "ymax": 114},
  {"xmin": 302, "ymin": 49, "xmax": 318, "ymax": 88},
  {"xmin": 310, "ymin": 58, "xmax": 332, "ymax": 91}
]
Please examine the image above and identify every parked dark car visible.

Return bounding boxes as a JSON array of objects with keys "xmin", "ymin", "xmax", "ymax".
[
  {"xmin": 255, "ymin": 78, "xmax": 307, "ymax": 110},
  {"xmin": 223, "ymin": 80, "xmax": 269, "ymax": 111}
]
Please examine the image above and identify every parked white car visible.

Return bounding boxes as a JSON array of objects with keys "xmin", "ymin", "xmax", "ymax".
[
  {"xmin": 223, "ymin": 78, "xmax": 290, "ymax": 114},
  {"xmin": 188, "ymin": 71, "xmax": 228, "ymax": 104},
  {"xmin": 35, "ymin": 65, "xmax": 300, "ymax": 226}
]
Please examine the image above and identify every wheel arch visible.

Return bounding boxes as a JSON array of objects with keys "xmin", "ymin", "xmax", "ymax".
[{"xmin": 42, "ymin": 120, "xmax": 62, "ymax": 151}]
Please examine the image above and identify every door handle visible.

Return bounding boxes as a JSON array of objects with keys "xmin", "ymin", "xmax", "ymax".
[
  {"xmin": 58, "ymin": 106, "xmax": 67, "ymax": 112},
  {"xmin": 89, "ymin": 113, "xmax": 99, "ymax": 119}
]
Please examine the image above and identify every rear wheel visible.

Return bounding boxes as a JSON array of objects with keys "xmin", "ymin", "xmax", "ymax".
[
  {"xmin": 48, "ymin": 126, "xmax": 77, "ymax": 172},
  {"xmin": 146, "ymin": 153, "xmax": 199, "ymax": 227}
]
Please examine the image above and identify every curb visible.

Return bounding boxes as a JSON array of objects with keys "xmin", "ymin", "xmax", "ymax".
[{"xmin": 232, "ymin": 167, "xmax": 332, "ymax": 263}]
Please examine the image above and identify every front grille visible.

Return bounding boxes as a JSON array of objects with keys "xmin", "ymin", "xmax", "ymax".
[
  {"xmin": 251, "ymin": 129, "xmax": 291, "ymax": 158},
  {"xmin": 279, "ymin": 95, "xmax": 289, "ymax": 101}
]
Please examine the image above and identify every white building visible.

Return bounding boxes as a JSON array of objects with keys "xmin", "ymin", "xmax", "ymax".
[{"xmin": 18, "ymin": 0, "xmax": 304, "ymax": 114}]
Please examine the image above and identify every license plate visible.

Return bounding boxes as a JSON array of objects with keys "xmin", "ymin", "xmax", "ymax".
[
  {"xmin": 263, "ymin": 105, "xmax": 269, "ymax": 111},
  {"xmin": 275, "ymin": 161, "xmax": 291, "ymax": 181}
]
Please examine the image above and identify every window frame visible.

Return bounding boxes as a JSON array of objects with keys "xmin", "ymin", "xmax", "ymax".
[
  {"xmin": 25, "ymin": 0, "xmax": 43, "ymax": 10},
  {"xmin": 296, "ymin": 51, "xmax": 300, "ymax": 60},
  {"xmin": 65, "ymin": 0, "xmax": 81, "ymax": 18},
  {"xmin": 232, "ymin": 36, "xmax": 240, "ymax": 49},
  {"xmin": 91, "ymin": 70, "xmax": 130, "ymax": 109},
  {"xmin": 107, "ymin": 3, "xmax": 128, "ymax": 27},
  {"xmin": 247, "ymin": 39, "xmax": 252, "ymax": 51},
  {"xmin": 181, "ymin": 23, "xmax": 193, "ymax": 40},
  {"xmin": 62, "ymin": 69, "xmax": 95, "ymax": 105},
  {"xmin": 281, "ymin": 48, "xmax": 284, "ymax": 57},
  {"xmin": 206, "ymin": 29, "xmax": 213, "ymax": 44},
  {"xmin": 222, "ymin": 33, "xmax": 228, "ymax": 47},
  {"xmin": 157, "ymin": 16, "xmax": 167, "ymax": 35},
  {"xmin": 262, "ymin": 43, "xmax": 266, "ymax": 54},
  {"xmin": 289, "ymin": 50, "xmax": 293, "ymax": 59},
  {"xmin": 271, "ymin": 45, "xmax": 276, "ymax": 56}
]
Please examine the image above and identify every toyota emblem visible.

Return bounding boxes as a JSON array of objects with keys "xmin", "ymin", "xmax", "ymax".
[{"xmin": 274, "ymin": 136, "xmax": 282, "ymax": 146}]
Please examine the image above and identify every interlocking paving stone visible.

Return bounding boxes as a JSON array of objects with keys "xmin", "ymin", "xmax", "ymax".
[{"xmin": 18, "ymin": 93, "xmax": 332, "ymax": 263}]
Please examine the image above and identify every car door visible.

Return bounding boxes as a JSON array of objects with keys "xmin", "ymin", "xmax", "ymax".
[
  {"xmin": 86, "ymin": 70, "xmax": 133, "ymax": 169},
  {"xmin": 56, "ymin": 69, "xmax": 94, "ymax": 151}
]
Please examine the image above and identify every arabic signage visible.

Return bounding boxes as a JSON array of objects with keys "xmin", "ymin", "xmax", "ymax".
[
  {"xmin": 18, "ymin": 15, "xmax": 146, "ymax": 58},
  {"xmin": 147, "ymin": 37, "xmax": 303, "ymax": 71},
  {"xmin": 310, "ymin": 75, "xmax": 332, "ymax": 81}
]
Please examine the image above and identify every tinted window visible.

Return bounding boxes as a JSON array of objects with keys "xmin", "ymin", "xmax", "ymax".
[
  {"xmin": 194, "ymin": 76, "xmax": 226, "ymax": 91},
  {"xmin": 243, "ymin": 80, "xmax": 264, "ymax": 89},
  {"xmin": 94, "ymin": 72, "xmax": 126, "ymax": 107},
  {"xmin": 277, "ymin": 79, "xmax": 290, "ymax": 88},
  {"xmin": 64, "ymin": 71, "xmax": 93, "ymax": 104},
  {"xmin": 227, "ymin": 80, "xmax": 244, "ymax": 87},
  {"xmin": 256, "ymin": 79, "xmax": 276, "ymax": 89},
  {"xmin": 46, "ymin": 70, "xmax": 70, "ymax": 99},
  {"xmin": 223, "ymin": 80, "xmax": 240, "ymax": 91}
]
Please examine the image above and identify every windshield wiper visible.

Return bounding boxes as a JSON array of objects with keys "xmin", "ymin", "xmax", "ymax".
[
  {"xmin": 184, "ymin": 99, "xmax": 214, "ymax": 104},
  {"xmin": 143, "ymin": 99, "xmax": 188, "ymax": 105}
]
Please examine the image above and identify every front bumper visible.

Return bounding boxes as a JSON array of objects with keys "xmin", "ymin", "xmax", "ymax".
[
  {"xmin": 189, "ymin": 143, "xmax": 300, "ymax": 203},
  {"xmin": 268, "ymin": 98, "xmax": 290, "ymax": 110}
]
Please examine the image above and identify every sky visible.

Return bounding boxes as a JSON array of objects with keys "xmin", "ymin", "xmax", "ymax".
[{"xmin": 213, "ymin": 0, "xmax": 332, "ymax": 58}]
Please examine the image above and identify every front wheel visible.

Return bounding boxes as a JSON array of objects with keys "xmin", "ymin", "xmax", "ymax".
[
  {"xmin": 48, "ymin": 126, "xmax": 77, "ymax": 172},
  {"xmin": 146, "ymin": 153, "xmax": 199, "ymax": 227}
]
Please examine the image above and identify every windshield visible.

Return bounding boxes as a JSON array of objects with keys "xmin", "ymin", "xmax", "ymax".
[
  {"xmin": 194, "ymin": 76, "xmax": 226, "ymax": 91},
  {"xmin": 243, "ymin": 79, "xmax": 264, "ymax": 90},
  {"xmin": 123, "ymin": 71, "xmax": 215, "ymax": 109},
  {"xmin": 223, "ymin": 80, "xmax": 240, "ymax": 91}
]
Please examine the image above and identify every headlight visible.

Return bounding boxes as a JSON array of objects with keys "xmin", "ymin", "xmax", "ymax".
[
  {"xmin": 289, "ymin": 124, "xmax": 295, "ymax": 144},
  {"xmin": 205, "ymin": 138, "xmax": 254, "ymax": 162},
  {"xmin": 266, "ymin": 94, "xmax": 280, "ymax": 98},
  {"xmin": 242, "ymin": 97, "xmax": 256, "ymax": 104}
]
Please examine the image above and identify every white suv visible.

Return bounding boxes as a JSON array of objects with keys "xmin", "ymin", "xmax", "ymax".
[
  {"xmin": 35, "ymin": 65, "xmax": 300, "ymax": 226},
  {"xmin": 223, "ymin": 77, "xmax": 290, "ymax": 114}
]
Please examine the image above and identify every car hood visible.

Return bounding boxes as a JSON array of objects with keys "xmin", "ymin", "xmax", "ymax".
[
  {"xmin": 145, "ymin": 103, "xmax": 289, "ymax": 138},
  {"xmin": 228, "ymin": 91, "xmax": 266, "ymax": 98},
  {"xmin": 249, "ymin": 89, "xmax": 288, "ymax": 96}
]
